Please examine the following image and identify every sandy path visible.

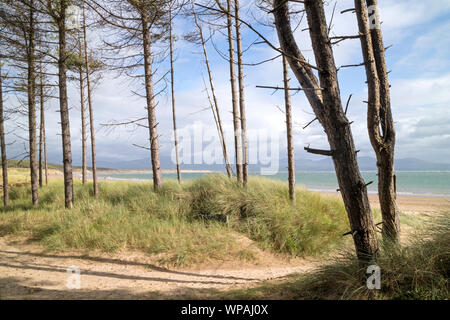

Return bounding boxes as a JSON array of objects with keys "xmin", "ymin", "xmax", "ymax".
[{"xmin": 0, "ymin": 237, "xmax": 319, "ymax": 300}]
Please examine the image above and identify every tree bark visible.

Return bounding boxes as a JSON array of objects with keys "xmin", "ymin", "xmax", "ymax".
[
  {"xmin": 224, "ymin": 0, "xmax": 242, "ymax": 183},
  {"xmin": 44, "ymin": 120, "xmax": 48, "ymax": 186},
  {"xmin": 39, "ymin": 65, "xmax": 48, "ymax": 187},
  {"xmin": 282, "ymin": 55, "xmax": 296, "ymax": 203},
  {"xmin": 82, "ymin": 6, "xmax": 98, "ymax": 197},
  {"xmin": 27, "ymin": 1, "xmax": 38, "ymax": 206},
  {"xmin": 141, "ymin": 13, "xmax": 162, "ymax": 190},
  {"xmin": 0, "ymin": 65, "xmax": 8, "ymax": 207},
  {"xmin": 39, "ymin": 64, "xmax": 44, "ymax": 188},
  {"xmin": 273, "ymin": 0, "xmax": 378, "ymax": 262},
  {"xmin": 234, "ymin": 0, "xmax": 248, "ymax": 185},
  {"xmin": 169, "ymin": 9, "xmax": 181, "ymax": 183},
  {"xmin": 58, "ymin": 0, "xmax": 74, "ymax": 209},
  {"xmin": 364, "ymin": 0, "xmax": 400, "ymax": 242},
  {"xmin": 78, "ymin": 40, "xmax": 87, "ymax": 185},
  {"xmin": 192, "ymin": 3, "xmax": 233, "ymax": 178}
]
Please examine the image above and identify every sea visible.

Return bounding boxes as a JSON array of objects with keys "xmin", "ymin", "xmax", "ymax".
[{"xmin": 97, "ymin": 171, "xmax": 450, "ymax": 198}]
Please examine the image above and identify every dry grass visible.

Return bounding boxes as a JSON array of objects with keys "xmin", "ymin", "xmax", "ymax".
[{"xmin": 0, "ymin": 174, "xmax": 349, "ymax": 267}]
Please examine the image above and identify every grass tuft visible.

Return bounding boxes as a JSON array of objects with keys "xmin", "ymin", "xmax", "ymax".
[{"xmin": 216, "ymin": 214, "xmax": 449, "ymax": 300}]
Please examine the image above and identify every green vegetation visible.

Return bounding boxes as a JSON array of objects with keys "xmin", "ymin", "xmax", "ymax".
[
  {"xmin": 0, "ymin": 174, "xmax": 349, "ymax": 266},
  {"xmin": 3, "ymin": 159, "xmax": 62, "ymax": 170},
  {"xmin": 209, "ymin": 214, "xmax": 449, "ymax": 300}
]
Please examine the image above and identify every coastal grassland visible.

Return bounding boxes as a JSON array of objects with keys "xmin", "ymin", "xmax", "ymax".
[
  {"xmin": 2, "ymin": 167, "xmax": 61, "ymax": 185},
  {"xmin": 0, "ymin": 174, "xmax": 349, "ymax": 266},
  {"xmin": 209, "ymin": 214, "xmax": 449, "ymax": 300}
]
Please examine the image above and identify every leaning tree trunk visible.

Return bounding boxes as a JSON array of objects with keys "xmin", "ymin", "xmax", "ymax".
[
  {"xmin": 27, "ymin": 3, "xmax": 38, "ymax": 206},
  {"xmin": 224, "ymin": 0, "xmax": 243, "ymax": 183},
  {"xmin": 193, "ymin": 3, "xmax": 233, "ymax": 178},
  {"xmin": 273, "ymin": 0, "xmax": 378, "ymax": 262},
  {"xmin": 364, "ymin": 0, "xmax": 399, "ymax": 242},
  {"xmin": 82, "ymin": 6, "xmax": 98, "ymax": 197},
  {"xmin": 141, "ymin": 14, "xmax": 162, "ymax": 190},
  {"xmin": 78, "ymin": 41, "xmax": 87, "ymax": 185},
  {"xmin": 58, "ymin": 0, "xmax": 74, "ymax": 209},
  {"xmin": 169, "ymin": 9, "xmax": 181, "ymax": 183},
  {"xmin": 234, "ymin": 0, "xmax": 248, "ymax": 185},
  {"xmin": 0, "ymin": 65, "xmax": 8, "ymax": 207},
  {"xmin": 282, "ymin": 55, "xmax": 296, "ymax": 203}
]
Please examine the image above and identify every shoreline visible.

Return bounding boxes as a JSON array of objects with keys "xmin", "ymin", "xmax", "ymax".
[
  {"xmin": 97, "ymin": 169, "xmax": 216, "ymax": 174},
  {"xmin": 89, "ymin": 171, "xmax": 450, "ymax": 199},
  {"xmin": 320, "ymin": 192, "xmax": 450, "ymax": 215},
  {"xmin": 67, "ymin": 170, "xmax": 450, "ymax": 211},
  {"xmin": 92, "ymin": 175, "xmax": 450, "ymax": 212}
]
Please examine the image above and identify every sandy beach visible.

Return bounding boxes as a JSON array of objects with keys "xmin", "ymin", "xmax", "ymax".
[{"xmin": 321, "ymin": 192, "xmax": 450, "ymax": 215}]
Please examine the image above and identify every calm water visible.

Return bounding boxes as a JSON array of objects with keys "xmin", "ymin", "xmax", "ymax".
[{"xmin": 98, "ymin": 171, "xmax": 450, "ymax": 198}]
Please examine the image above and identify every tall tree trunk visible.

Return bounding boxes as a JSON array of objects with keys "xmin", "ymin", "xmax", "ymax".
[
  {"xmin": 27, "ymin": 1, "xmax": 38, "ymax": 206},
  {"xmin": 273, "ymin": 0, "xmax": 378, "ymax": 262},
  {"xmin": 141, "ymin": 14, "xmax": 162, "ymax": 190},
  {"xmin": 78, "ymin": 46, "xmax": 87, "ymax": 186},
  {"xmin": 0, "ymin": 65, "xmax": 8, "ymax": 207},
  {"xmin": 234, "ymin": 0, "xmax": 248, "ymax": 185},
  {"xmin": 169, "ymin": 9, "xmax": 181, "ymax": 183},
  {"xmin": 58, "ymin": 0, "xmax": 74, "ymax": 208},
  {"xmin": 82, "ymin": 6, "xmax": 98, "ymax": 197},
  {"xmin": 365, "ymin": 0, "xmax": 399, "ymax": 242},
  {"xmin": 282, "ymin": 55, "xmax": 295, "ymax": 203},
  {"xmin": 39, "ymin": 65, "xmax": 48, "ymax": 186},
  {"xmin": 43, "ymin": 115, "xmax": 48, "ymax": 186},
  {"xmin": 78, "ymin": 41, "xmax": 87, "ymax": 185},
  {"xmin": 79, "ymin": 65, "xmax": 87, "ymax": 185},
  {"xmin": 224, "ymin": 0, "xmax": 242, "ymax": 183},
  {"xmin": 39, "ymin": 65, "xmax": 44, "ymax": 188},
  {"xmin": 192, "ymin": 3, "xmax": 233, "ymax": 178}
]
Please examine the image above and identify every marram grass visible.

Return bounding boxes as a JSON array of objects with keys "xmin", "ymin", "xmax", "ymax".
[
  {"xmin": 0, "ymin": 174, "xmax": 349, "ymax": 266},
  {"xmin": 212, "ymin": 214, "xmax": 449, "ymax": 300}
]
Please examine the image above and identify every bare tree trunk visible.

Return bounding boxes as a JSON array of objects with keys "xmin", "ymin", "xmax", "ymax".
[
  {"xmin": 141, "ymin": 13, "xmax": 162, "ymax": 190},
  {"xmin": 58, "ymin": 0, "xmax": 74, "ymax": 209},
  {"xmin": 273, "ymin": 0, "xmax": 378, "ymax": 262},
  {"xmin": 82, "ymin": 6, "xmax": 98, "ymax": 197},
  {"xmin": 282, "ymin": 55, "xmax": 295, "ymax": 203},
  {"xmin": 44, "ymin": 117, "xmax": 48, "ymax": 186},
  {"xmin": 169, "ymin": 9, "xmax": 181, "ymax": 183},
  {"xmin": 39, "ymin": 65, "xmax": 48, "ymax": 186},
  {"xmin": 39, "ymin": 65, "xmax": 44, "ymax": 188},
  {"xmin": 27, "ymin": 2, "xmax": 38, "ymax": 206},
  {"xmin": 0, "ymin": 65, "xmax": 8, "ymax": 207},
  {"xmin": 224, "ymin": 0, "xmax": 242, "ymax": 183},
  {"xmin": 203, "ymin": 76, "xmax": 225, "ymax": 159},
  {"xmin": 364, "ymin": 0, "xmax": 399, "ymax": 243},
  {"xmin": 234, "ymin": 0, "xmax": 248, "ymax": 185},
  {"xmin": 192, "ymin": 3, "xmax": 233, "ymax": 178},
  {"xmin": 78, "ymin": 41, "xmax": 87, "ymax": 185}
]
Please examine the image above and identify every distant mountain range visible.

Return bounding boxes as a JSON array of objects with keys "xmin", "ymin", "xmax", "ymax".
[{"xmin": 95, "ymin": 155, "xmax": 450, "ymax": 172}]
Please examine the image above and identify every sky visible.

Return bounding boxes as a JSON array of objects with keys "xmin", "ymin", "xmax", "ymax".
[{"xmin": 4, "ymin": 0, "xmax": 450, "ymax": 168}]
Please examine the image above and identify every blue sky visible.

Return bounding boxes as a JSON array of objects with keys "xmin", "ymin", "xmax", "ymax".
[{"xmin": 5, "ymin": 0, "xmax": 450, "ymax": 167}]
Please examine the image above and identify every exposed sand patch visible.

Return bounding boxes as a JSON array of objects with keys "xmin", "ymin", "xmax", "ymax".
[{"xmin": 0, "ymin": 235, "xmax": 320, "ymax": 300}]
